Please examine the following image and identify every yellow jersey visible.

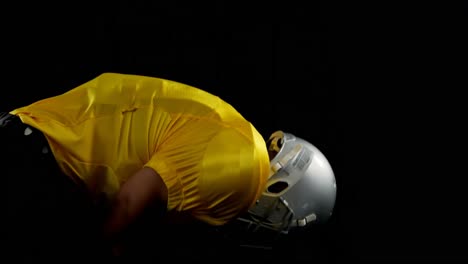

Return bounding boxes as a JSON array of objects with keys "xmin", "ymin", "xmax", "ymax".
[{"xmin": 10, "ymin": 73, "xmax": 270, "ymax": 225}]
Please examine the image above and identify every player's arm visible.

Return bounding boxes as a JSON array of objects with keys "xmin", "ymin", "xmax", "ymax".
[{"xmin": 102, "ymin": 166, "xmax": 168, "ymax": 243}]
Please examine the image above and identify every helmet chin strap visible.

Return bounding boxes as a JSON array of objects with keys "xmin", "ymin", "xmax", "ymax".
[{"xmin": 290, "ymin": 212, "xmax": 318, "ymax": 227}]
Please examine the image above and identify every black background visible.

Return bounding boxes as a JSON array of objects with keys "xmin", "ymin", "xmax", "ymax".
[{"xmin": 2, "ymin": 1, "xmax": 467, "ymax": 263}]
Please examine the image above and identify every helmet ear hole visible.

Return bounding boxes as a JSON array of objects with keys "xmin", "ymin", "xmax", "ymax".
[{"xmin": 267, "ymin": 181, "xmax": 289, "ymax": 194}]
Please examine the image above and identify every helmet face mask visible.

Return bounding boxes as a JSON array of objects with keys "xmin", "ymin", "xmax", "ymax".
[{"xmin": 236, "ymin": 131, "xmax": 337, "ymax": 237}]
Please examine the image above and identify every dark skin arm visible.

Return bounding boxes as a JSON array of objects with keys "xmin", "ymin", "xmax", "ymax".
[{"xmin": 101, "ymin": 166, "xmax": 168, "ymax": 252}]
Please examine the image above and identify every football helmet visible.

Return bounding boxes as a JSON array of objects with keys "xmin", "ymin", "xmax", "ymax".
[{"xmin": 237, "ymin": 130, "xmax": 337, "ymax": 235}]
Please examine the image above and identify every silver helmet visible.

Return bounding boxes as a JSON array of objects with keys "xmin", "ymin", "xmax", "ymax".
[{"xmin": 237, "ymin": 130, "xmax": 337, "ymax": 235}]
